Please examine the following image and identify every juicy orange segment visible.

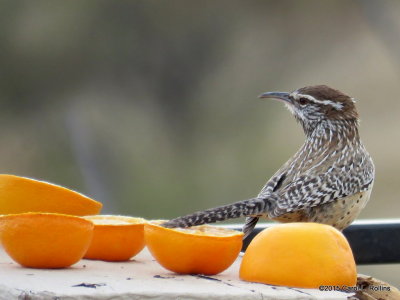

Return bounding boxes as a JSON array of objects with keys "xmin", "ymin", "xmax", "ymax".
[
  {"xmin": 0, "ymin": 212, "xmax": 94, "ymax": 268},
  {"xmin": 0, "ymin": 174, "xmax": 102, "ymax": 215},
  {"xmin": 83, "ymin": 215, "xmax": 146, "ymax": 261},
  {"xmin": 239, "ymin": 222, "xmax": 357, "ymax": 288},
  {"xmin": 145, "ymin": 221, "xmax": 243, "ymax": 275}
]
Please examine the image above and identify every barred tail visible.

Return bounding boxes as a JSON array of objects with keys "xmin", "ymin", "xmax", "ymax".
[{"xmin": 162, "ymin": 197, "xmax": 270, "ymax": 228}]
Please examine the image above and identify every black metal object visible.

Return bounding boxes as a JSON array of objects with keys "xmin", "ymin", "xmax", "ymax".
[
  {"xmin": 225, "ymin": 219, "xmax": 400, "ymax": 265},
  {"xmin": 342, "ymin": 220, "xmax": 400, "ymax": 265}
]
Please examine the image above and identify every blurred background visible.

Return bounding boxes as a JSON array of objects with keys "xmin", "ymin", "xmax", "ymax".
[{"xmin": 0, "ymin": 0, "xmax": 399, "ymax": 286}]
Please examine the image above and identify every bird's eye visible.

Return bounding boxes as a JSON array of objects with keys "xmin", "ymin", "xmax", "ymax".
[{"xmin": 298, "ymin": 98, "xmax": 308, "ymax": 106}]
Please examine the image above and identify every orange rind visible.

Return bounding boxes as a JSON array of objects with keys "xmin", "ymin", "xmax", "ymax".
[
  {"xmin": 0, "ymin": 212, "xmax": 94, "ymax": 268},
  {"xmin": 0, "ymin": 174, "xmax": 102, "ymax": 215},
  {"xmin": 145, "ymin": 221, "xmax": 243, "ymax": 275},
  {"xmin": 83, "ymin": 215, "xmax": 146, "ymax": 261},
  {"xmin": 239, "ymin": 222, "xmax": 357, "ymax": 288}
]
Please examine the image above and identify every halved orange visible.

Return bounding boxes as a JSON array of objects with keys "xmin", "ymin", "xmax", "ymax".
[
  {"xmin": 0, "ymin": 212, "xmax": 94, "ymax": 268},
  {"xmin": 83, "ymin": 215, "xmax": 146, "ymax": 261},
  {"xmin": 0, "ymin": 174, "xmax": 102, "ymax": 215},
  {"xmin": 145, "ymin": 221, "xmax": 243, "ymax": 275},
  {"xmin": 240, "ymin": 222, "xmax": 357, "ymax": 288}
]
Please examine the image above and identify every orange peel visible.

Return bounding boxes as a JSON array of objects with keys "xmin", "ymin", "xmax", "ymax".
[
  {"xmin": 145, "ymin": 221, "xmax": 243, "ymax": 275},
  {"xmin": 83, "ymin": 215, "xmax": 146, "ymax": 261},
  {"xmin": 239, "ymin": 222, "xmax": 357, "ymax": 288},
  {"xmin": 0, "ymin": 212, "xmax": 94, "ymax": 268},
  {"xmin": 0, "ymin": 174, "xmax": 102, "ymax": 215}
]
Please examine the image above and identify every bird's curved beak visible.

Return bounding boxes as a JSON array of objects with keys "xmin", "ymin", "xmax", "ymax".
[{"xmin": 258, "ymin": 92, "xmax": 292, "ymax": 104}]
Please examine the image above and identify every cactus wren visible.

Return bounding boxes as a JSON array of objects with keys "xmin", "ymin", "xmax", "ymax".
[{"xmin": 163, "ymin": 85, "xmax": 375, "ymax": 238}]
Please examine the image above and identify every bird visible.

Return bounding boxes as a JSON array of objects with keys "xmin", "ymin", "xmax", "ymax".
[{"xmin": 162, "ymin": 85, "xmax": 375, "ymax": 239}]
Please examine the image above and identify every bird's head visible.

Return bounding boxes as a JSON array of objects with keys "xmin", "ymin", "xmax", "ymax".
[{"xmin": 260, "ymin": 85, "xmax": 358, "ymax": 133}]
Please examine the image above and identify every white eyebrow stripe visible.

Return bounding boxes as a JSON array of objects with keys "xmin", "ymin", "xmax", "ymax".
[{"xmin": 290, "ymin": 91, "xmax": 343, "ymax": 110}]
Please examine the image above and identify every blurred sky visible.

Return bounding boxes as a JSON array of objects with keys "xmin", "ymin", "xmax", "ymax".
[{"xmin": 0, "ymin": 0, "xmax": 399, "ymax": 286}]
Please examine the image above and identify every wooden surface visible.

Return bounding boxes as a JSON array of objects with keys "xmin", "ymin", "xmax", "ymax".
[{"xmin": 0, "ymin": 247, "xmax": 351, "ymax": 300}]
